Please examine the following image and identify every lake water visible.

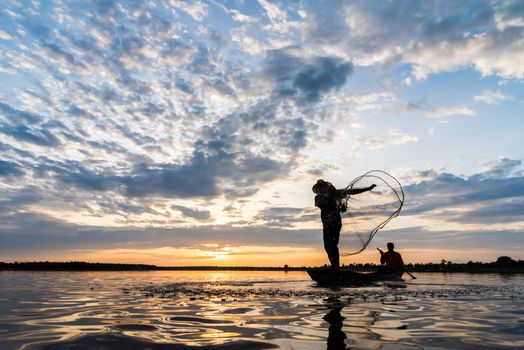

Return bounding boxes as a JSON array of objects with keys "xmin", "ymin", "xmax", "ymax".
[{"xmin": 0, "ymin": 271, "xmax": 522, "ymax": 349}]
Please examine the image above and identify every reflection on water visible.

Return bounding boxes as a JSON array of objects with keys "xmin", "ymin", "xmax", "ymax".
[
  {"xmin": 0, "ymin": 271, "xmax": 523, "ymax": 349},
  {"xmin": 323, "ymin": 299, "xmax": 346, "ymax": 349}
]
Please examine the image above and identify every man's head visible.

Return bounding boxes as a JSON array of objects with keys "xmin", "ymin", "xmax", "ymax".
[
  {"xmin": 312, "ymin": 179, "xmax": 332, "ymax": 195},
  {"xmin": 387, "ymin": 242, "xmax": 394, "ymax": 251}
]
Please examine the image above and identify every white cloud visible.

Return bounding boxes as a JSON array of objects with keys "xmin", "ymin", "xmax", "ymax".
[
  {"xmin": 474, "ymin": 90, "xmax": 511, "ymax": 105},
  {"xmin": 229, "ymin": 9, "xmax": 257, "ymax": 23},
  {"xmin": 258, "ymin": 0, "xmax": 297, "ymax": 33},
  {"xmin": 0, "ymin": 30, "xmax": 13, "ymax": 40},
  {"xmin": 427, "ymin": 106, "xmax": 476, "ymax": 118},
  {"xmin": 348, "ymin": 92, "xmax": 396, "ymax": 111},
  {"xmin": 495, "ymin": 4, "xmax": 524, "ymax": 30},
  {"xmin": 0, "ymin": 66, "xmax": 16, "ymax": 74},
  {"xmin": 355, "ymin": 128, "xmax": 418, "ymax": 151},
  {"xmin": 171, "ymin": 0, "xmax": 208, "ymax": 21},
  {"xmin": 231, "ymin": 27, "xmax": 267, "ymax": 54},
  {"xmin": 304, "ymin": 1, "xmax": 524, "ymax": 80},
  {"xmin": 407, "ymin": 33, "xmax": 524, "ymax": 80},
  {"xmin": 390, "ymin": 129, "xmax": 419, "ymax": 145}
]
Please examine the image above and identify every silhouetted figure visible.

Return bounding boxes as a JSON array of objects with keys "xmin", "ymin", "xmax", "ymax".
[
  {"xmin": 324, "ymin": 306, "xmax": 346, "ymax": 349},
  {"xmin": 313, "ymin": 179, "xmax": 376, "ymax": 269},
  {"xmin": 378, "ymin": 242, "xmax": 404, "ymax": 273}
]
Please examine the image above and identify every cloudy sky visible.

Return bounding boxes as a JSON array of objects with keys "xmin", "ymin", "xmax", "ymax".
[{"xmin": 1, "ymin": 0, "xmax": 523, "ymax": 266}]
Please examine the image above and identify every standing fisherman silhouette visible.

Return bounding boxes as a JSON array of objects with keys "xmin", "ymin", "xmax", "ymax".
[{"xmin": 313, "ymin": 179, "xmax": 376, "ymax": 269}]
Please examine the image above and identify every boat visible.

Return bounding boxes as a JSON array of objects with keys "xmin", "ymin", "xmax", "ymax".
[{"xmin": 307, "ymin": 268, "xmax": 404, "ymax": 286}]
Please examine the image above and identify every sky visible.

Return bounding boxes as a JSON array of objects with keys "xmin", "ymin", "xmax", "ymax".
[{"xmin": 1, "ymin": 0, "xmax": 523, "ymax": 266}]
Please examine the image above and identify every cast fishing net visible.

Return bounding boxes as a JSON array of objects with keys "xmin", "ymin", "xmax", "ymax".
[{"xmin": 339, "ymin": 170, "xmax": 404, "ymax": 256}]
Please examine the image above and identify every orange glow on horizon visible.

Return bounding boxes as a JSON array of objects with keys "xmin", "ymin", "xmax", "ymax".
[{"xmin": 4, "ymin": 245, "xmax": 522, "ymax": 266}]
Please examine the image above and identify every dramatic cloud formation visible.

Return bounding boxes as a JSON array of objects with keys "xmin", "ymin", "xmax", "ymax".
[
  {"xmin": 306, "ymin": 0, "xmax": 524, "ymax": 80},
  {"xmin": 0, "ymin": 0, "xmax": 523, "ymax": 264}
]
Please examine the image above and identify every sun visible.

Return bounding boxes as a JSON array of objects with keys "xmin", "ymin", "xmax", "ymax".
[{"xmin": 213, "ymin": 251, "xmax": 230, "ymax": 260}]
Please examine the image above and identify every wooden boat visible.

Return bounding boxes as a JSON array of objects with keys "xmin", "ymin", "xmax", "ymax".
[{"xmin": 307, "ymin": 268, "xmax": 404, "ymax": 286}]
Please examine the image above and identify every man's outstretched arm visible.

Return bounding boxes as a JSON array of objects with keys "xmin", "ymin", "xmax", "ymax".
[{"xmin": 342, "ymin": 184, "xmax": 376, "ymax": 196}]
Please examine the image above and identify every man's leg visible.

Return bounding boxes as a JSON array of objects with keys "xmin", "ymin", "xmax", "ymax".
[
  {"xmin": 331, "ymin": 228, "xmax": 340, "ymax": 268},
  {"xmin": 323, "ymin": 228, "xmax": 333, "ymax": 265},
  {"xmin": 331, "ymin": 244, "xmax": 340, "ymax": 268},
  {"xmin": 323, "ymin": 225, "xmax": 340, "ymax": 269}
]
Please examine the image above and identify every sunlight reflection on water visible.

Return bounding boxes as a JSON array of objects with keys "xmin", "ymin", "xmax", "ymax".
[{"xmin": 0, "ymin": 271, "xmax": 523, "ymax": 349}]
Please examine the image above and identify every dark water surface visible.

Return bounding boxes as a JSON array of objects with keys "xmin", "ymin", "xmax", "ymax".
[{"xmin": 0, "ymin": 271, "xmax": 522, "ymax": 349}]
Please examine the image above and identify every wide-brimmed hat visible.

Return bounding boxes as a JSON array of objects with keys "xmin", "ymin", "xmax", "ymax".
[{"xmin": 312, "ymin": 179, "xmax": 332, "ymax": 194}]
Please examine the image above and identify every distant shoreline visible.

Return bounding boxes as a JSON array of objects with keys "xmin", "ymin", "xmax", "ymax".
[{"xmin": 1, "ymin": 258, "xmax": 523, "ymax": 273}]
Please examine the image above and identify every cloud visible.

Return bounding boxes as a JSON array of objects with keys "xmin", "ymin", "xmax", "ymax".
[
  {"xmin": 0, "ymin": 186, "xmax": 43, "ymax": 214},
  {"xmin": 1, "ymin": 2, "xmax": 337, "ymax": 204},
  {"xmin": 0, "ymin": 141, "xmax": 35, "ymax": 159},
  {"xmin": 54, "ymin": 166, "xmax": 115, "ymax": 193},
  {"xmin": 229, "ymin": 9, "xmax": 257, "ymax": 24},
  {"xmin": 264, "ymin": 49, "xmax": 353, "ymax": 103},
  {"xmin": 42, "ymin": 103, "xmax": 295, "ymax": 199},
  {"xmin": 0, "ymin": 30, "xmax": 13, "ymax": 40},
  {"xmin": 427, "ymin": 106, "xmax": 476, "ymax": 118},
  {"xmin": 355, "ymin": 129, "xmax": 418, "ymax": 151},
  {"xmin": 231, "ymin": 27, "xmax": 267, "ymax": 54},
  {"xmin": 49, "ymin": 151, "xmax": 287, "ymax": 199},
  {"xmin": 302, "ymin": 1, "xmax": 524, "ymax": 80},
  {"xmin": 448, "ymin": 202, "xmax": 524, "ymax": 224},
  {"xmin": 403, "ymin": 159, "xmax": 524, "ymax": 224},
  {"xmin": 1, "ymin": 156, "xmax": 523, "ymax": 260},
  {"xmin": 171, "ymin": 1, "xmax": 208, "ymax": 21},
  {"xmin": 293, "ymin": 58, "xmax": 353, "ymax": 103},
  {"xmin": 254, "ymin": 206, "xmax": 312, "ymax": 227},
  {"xmin": 172, "ymin": 205, "xmax": 211, "ymax": 221},
  {"xmin": 347, "ymin": 92, "xmax": 396, "ymax": 112},
  {"xmin": 0, "ymin": 124, "xmax": 61, "ymax": 147},
  {"xmin": 371, "ymin": 226, "xmax": 524, "ymax": 251},
  {"xmin": 0, "ymin": 210, "xmax": 320, "ymax": 252},
  {"xmin": 406, "ymin": 29, "xmax": 524, "ymax": 80},
  {"xmin": 495, "ymin": 1, "xmax": 524, "ymax": 30},
  {"xmin": 306, "ymin": 163, "xmax": 339, "ymax": 177},
  {"xmin": 474, "ymin": 90, "xmax": 511, "ymax": 104},
  {"xmin": 122, "ymin": 158, "xmax": 227, "ymax": 198},
  {"xmin": 2, "ymin": 198, "xmax": 522, "ymax": 261},
  {"xmin": 0, "ymin": 102, "xmax": 43, "ymax": 124},
  {"xmin": 480, "ymin": 158, "xmax": 522, "ymax": 178},
  {"xmin": 407, "ymin": 101, "xmax": 476, "ymax": 118},
  {"xmin": 304, "ymin": 0, "xmax": 349, "ymax": 44},
  {"xmin": 0, "ymin": 160, "xmax": 24, "ymax": 177},
  {"xmin": 258, "ymin": 0, "xmax": 290, "ymax": 32}
]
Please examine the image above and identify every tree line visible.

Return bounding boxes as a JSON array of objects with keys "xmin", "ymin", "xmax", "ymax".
[{"xmin": 0, "ymin": 256, "xmax": 522, "ymax": 272}]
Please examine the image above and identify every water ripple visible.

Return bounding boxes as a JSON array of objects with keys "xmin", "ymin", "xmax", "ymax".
[{"xmin": 0, "ymin": 271, "xmax": 522, "ymax": 349}]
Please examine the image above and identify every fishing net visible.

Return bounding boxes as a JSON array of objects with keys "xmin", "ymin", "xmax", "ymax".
[{"xmin": 339, "ymin": 170, "xmax": 404, "ymax": 256}]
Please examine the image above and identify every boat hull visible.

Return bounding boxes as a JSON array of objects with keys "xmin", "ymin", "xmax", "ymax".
[{"xmin": 307, "ymin": 268, "xmax": 403, "ymax": 286}]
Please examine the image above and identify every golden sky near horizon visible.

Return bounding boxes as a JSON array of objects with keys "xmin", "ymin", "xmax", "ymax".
[{"xmin": 5, "ymin": 245, "xmax": 517, "ymax": 266}]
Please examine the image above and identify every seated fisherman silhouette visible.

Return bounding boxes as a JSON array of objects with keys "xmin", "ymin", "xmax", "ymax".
[
  {"xmin": 378, "ymin": 242, "xmax": 404, "ymax": 273},
  {"xmin": 313, "ymin": 179, "xmax": 376, "ymax": 269}
]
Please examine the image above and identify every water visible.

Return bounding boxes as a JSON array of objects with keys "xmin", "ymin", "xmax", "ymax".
[{"xmin": 0, "ymin": 271, "xmax": 522, "ymax": 349}]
